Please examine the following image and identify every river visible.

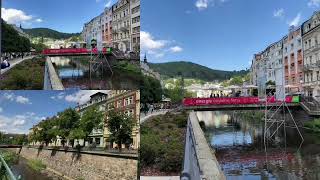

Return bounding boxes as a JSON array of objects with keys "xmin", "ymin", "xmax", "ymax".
[
  {"xmin": 196, "ymin": 111, "xmax": 320, "ymax": 180},
  {"xmin": 10, "ymin": 156, "xmax": 56, "ymax": 180},
  {"xmin": 50, "ymin": 56, "xmax": 140, "ymax": 90}
]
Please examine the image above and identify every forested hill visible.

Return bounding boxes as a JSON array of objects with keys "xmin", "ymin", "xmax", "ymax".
[
  {"xmin": 148, "ymin": 61, "xmax": 248, "ymax": 81},
  {"xmin": 22, "ymin": 28, "xmax": 80, "ymax": 39}
]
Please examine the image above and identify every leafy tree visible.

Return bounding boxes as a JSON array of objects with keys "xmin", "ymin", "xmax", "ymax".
[
  {"xmin": 107, "ymin": 110, "xmax": 134, "ymax": 151},
  {"xmin": 77, "ymin": 106, "xmax": 104, "ymax": 144},
  {"xmin": 1, "ymin": 19, "xmax": 31, "ymax": 53},
  {"xmin": 56, "ymin": 108, "xmax": 80, "ymax": 144},
  {"xmin": 140, "ymin": 76, "xmax": 163, "ymax": 104},
  {"xmin": 31, "ymin": 42, "xmax": 47, "ymax": 53}
]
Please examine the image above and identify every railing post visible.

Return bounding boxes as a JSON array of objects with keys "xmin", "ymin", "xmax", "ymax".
[{"xmin": 0, "ymin": 155, "xmax": 17, "ymax": 180}]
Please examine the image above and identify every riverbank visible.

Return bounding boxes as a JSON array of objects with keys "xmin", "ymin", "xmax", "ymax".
[
  {"xmin": 0, "ymin": 56, "xmax": 45, "ymax": 90},
  {"xmin": 140, "ymin": 111, "xmax": 188, "ymax": 176},
  {"xmin": 0, "ymin": 149, "xmax": 64, "ymax": 180}
]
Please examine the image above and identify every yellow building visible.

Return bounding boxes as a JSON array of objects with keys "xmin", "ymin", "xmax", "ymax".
[{"xmin": 104, "ymin": 90, "xmax": 140, "ymax": 149}]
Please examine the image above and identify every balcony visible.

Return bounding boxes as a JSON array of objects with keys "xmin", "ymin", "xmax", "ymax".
[{"xmin": 120, "ymin": 25, "xmax": 130, "ymax": 32}]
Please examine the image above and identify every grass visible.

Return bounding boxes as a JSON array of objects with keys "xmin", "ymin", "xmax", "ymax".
[
  {"xmin": 304, "ymin": 119, "xmax": 320, "ymax": 133},
  {"xmin": 140, "ymin": 111, "xmax": 188, "ymax": 175},
  {"xmin": 27, "ymin": 159, "xmax": 46, "ymax": 172},
  {"xmin": 0, "ymin": 150, "xmax": 19, "ymax": 179},
  {"xmin": 0, "ymin": 56, "xmax": 45, "ymax": 90}
]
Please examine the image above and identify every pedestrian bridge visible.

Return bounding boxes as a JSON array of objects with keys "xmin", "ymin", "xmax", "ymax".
[
  {"xmin": 183, "ymin": 96, "xmax": 300, "ymax": 111},
  {"xmin": 42, "ymin": 48, "xmax": 139, "ymax": 60}
]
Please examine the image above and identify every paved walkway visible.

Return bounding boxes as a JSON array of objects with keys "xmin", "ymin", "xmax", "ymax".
[
  {"xmin": 1, "ymin": 55, "xmax": 35, "ymax": 74},
  {"xmin": 140, "ymin": 109, "xmax": 170, "ymax": 124},
  {"xmin": 140, "ymin": 176, "xmax": 180, "ymax": 180}
]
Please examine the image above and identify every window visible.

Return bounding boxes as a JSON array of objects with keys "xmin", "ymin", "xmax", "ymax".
[{"xmin": 117, "ymin": 100, "xmax": 122, "ymax": 108}]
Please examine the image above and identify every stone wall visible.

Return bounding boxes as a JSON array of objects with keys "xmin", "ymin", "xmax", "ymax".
[{"xmin": 19, "ymin": 147, "xmax": 138, "ymax": 180}]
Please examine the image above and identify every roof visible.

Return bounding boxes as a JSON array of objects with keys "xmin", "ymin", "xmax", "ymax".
[{"xmin": 90, "ymin": 92, "xmax": 108, "ymax": 98}]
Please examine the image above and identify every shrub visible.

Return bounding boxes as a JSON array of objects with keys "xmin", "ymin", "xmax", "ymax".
[{"xmin": 140, "ymin": 132, "xmax": 162, "ymax": 166}]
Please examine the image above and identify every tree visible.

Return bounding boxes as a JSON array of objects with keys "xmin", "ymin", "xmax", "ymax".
[
  {"xmin": 31, "ymin": 42, "xmax": 47, "ymax": 53},
  {"xmin": 140, "ymin": 76, "xmax": 163, "ymax": 104},
  {"xmin": 56, "ymin": 108, "xmax": 80, "ymax": 144},
  {"xmin": 107, "ymin": 110, "xmax": 134, "ymax": 151},
  {"xmin": 1, "ymin": 19, "xmax": 31, "ymax": 53},
  {"xmin": 78, "ymin": 106, "xmax": 104, "ymax": 145}
]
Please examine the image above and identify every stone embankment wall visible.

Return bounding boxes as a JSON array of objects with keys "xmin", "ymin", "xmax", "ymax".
[{"xmin": 18, "ymin": 147, "xmax": 138, "ymax": 180}]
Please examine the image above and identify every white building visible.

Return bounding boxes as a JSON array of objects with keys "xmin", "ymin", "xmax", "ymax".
[
  {"xmin": 130, "ymin": 0, "xmax": 140, "ymax": 53},
  {"xmin": 269, "ymin": 40, "xmax": 285, "ymax": 99},
  {"xmin": 302, "ymin": 11, "xmax": 320, "ymax": 99},
  {"xmin": 112, "ymin": 0, "xmax": 131, "ymax": 52}
]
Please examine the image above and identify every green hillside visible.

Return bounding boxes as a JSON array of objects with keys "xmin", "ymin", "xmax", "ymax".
[
  {"xmin": 22, "ymin": 28, "xmax": 80, "ymax": 39},
  {"xmin": 148, "ymin": 61, "xmax": 248, "ymax": 81}
]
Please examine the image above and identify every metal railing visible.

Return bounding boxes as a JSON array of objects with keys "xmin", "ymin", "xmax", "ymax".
[
  {"xmin": 0, "ymin": 155, "xmax": 20, "ymax": 180},
  {"xmin": 301, "ymin": 96, "xmax": 320, "ymax": 111}
]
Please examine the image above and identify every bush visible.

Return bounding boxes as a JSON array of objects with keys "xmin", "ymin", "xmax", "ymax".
[
  {"xmin": 0, "ymin": 57, "xmax": 45, "ymax": 90},
  {"xmin": 27, "ymin": 159, "xmax": 46, "ymax": 172},
  {"xmin": 305, "ymin": 119, "xmax": 320, "ymax": 132},
  {"xmin": 159, "ymin": 140, "xmax": 184, "ymax": 172},
  {"xmin": 176, "ymin": 116, "xmax": 187, "ymax": 128},
  {"xmin": 140, "ymin": 132, "xmax": 162, "ymax": 166}
]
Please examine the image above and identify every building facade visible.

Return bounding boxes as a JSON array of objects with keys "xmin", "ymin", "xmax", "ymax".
[
  {"xmin": 302, "ymin": 11, "xmax": 320, "ymax": 99},
  {"xmin": 250, "ymin": 12, "xmax": 320, "ymax": 99},
  {"xmin": 81, "ymin": 0, "xmax": 140, "ymax": 53},
  {"xmin": 104, "ymin": 90, "xmax": 140, "ymax": 149},
  {"xmin": 75, "ymin": 92, "xmax": 109, "ymax": 147},
  {"xmin": 130, "ymin": 0, "xmax": 140, "ymax": 53},
  {"xmin": 102, "ymin": 7, "xmax": 113, "ymax": 47},
  {"xmin": 112, "ymin": 0, "xmax": 131, "ymax": 52},
  {"xmin": 269, "ymin": 40, "xmax": 285, "ymax": 99}
]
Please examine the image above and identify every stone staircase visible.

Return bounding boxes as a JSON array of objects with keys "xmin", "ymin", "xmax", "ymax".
[{"xmin": 300, "ymin": 96, "xmax": 320, "ymax": 116}]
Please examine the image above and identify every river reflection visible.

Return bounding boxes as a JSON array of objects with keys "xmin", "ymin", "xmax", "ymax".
[
  {"xmin": 50, "ymin": 56, "xmax": 140, "ymax": 90},
  {"xmin": 197, "ymin": 111, "xmax": 320, "ymax": 180}
]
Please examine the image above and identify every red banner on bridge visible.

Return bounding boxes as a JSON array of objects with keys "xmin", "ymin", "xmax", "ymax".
[
  {"xmin": 183, "ymin": 96, "xmax": 297, "ymax": 106},
  {"xmin": 42, "ymin": 48, "xmax": 110, "ymax": 55},
  {"xmin": 183, "ymin": 97, "xmax": 260, "ymax": 106}
]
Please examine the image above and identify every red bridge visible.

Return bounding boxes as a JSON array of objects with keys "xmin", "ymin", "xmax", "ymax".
[
  {"xmin": 183, "ymin": 96, "xmax": 300, "ymax": 111},
  {"xmin": 42, "ymin": 48, "xmax": 112, "ymax": 56}
]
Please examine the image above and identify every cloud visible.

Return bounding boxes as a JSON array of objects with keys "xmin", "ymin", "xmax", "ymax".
[
  {"xmin": 3, "ymin": 93, "xmax": 14, "ymax": 101},
  {"xmin": 308, "ymin": 0, "xmax": 320, "ymax": 7},
  {"xmin": 170, "ymin": 46, "xmax": 183, "ymax": 53},
  {"xmin": 195, "ymin": 0, "xmax": 227, "ymax": 10},
  {"xmin": 288, "ymin": 13, "xmax": 301, "ymax": 27},
  {"xmin": 0, "ymin": 112, "xmax": 42, "ymax": 134},
  {"xmin": 1, "ymin": 8, "xmax": 32, "ymax": 24},
  {"xmin": 35, "ymin": 18, "xmax": 43, "ymax": 23},
  {"xmin": 105, "ymin": 0, "xmax": 112, "ymax": 7},
  {"xmin": 273, "ymin": 8, "xmax": 284, "ymax": 18},
  {"xmin": 16, "ymin": 96, "xmax": 31, "ymax": 104},
  {"xmin": 0, "ymin": 107, "xmax": 2, "ymax": 113},
  {"xmin": 195, "ymin": 0, "xmax": 209, "ymax": 10},
  {"xmin": 141, "ymin": 31, "xmax": 183, "ymax": 59},
  {"xmin": 65, "ymin": 90, "xmax": 109, "ymax": 105},
  {"xmin": 141, "ymin": 31, "xmax": 168, "ymax": 51},
  {"xmin": 13, "ymin": 119, "xmax": 26, "ymax": 127},
  {"xmin": 51, "ymin": 92, "xmax": 66, "ymax": 100},
  {"xmin": 2, "ymin": 93, "xmax": 32, "ymax": 104}
]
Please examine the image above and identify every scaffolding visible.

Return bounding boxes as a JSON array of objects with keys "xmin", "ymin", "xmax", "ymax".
[{"xmin": 88, "ymin": 41, "xmax": 113, "ymax": 89}]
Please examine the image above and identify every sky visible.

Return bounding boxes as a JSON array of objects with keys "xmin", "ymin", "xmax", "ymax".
[
  {"xmin": 141, "ymin": 0, "xmax": 320, "ymax": 71},
  {"xmin": 0, "ymin": 90, "xmax": 108, "ymax": 134},
  {"xmin": 1, "ymin": 0, "xmax": 116, "ymax": 33}
]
